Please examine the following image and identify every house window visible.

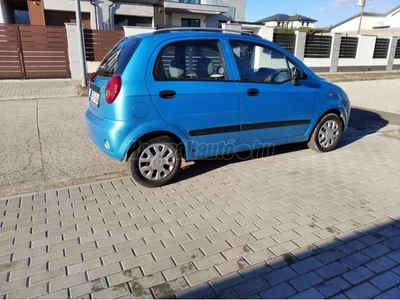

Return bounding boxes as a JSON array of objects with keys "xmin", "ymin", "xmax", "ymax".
[
  {"xmin": 114, "ymin": 15, "xmax": 152, "ymax": 29},
  {"xmin": 181, "ymin": 18, "xmax": 200, "ymax": 27}
]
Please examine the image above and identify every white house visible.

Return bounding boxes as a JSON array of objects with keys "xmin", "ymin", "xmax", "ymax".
[
  {"xmin": 331, "ymin": 4, "xmax": 400, "ymax": 34},
  {"xmin": 0, "ymin": 0, "xmax": 246, "ymax": 30},
  {"xmin": 257, "ymin": 13, "xmax": 317, "ymax": 29}
]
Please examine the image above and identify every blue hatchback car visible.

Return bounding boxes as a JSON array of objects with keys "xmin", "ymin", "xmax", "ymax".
[{"xmin": 86, "ymin": 28, "xmax": 351, "ymax": 187}]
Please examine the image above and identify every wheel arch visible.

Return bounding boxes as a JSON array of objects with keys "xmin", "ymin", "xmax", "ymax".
[
  {"xmin": 126, "ymin": 130, "xmax": 187, "ymax": 161},
  {"xmin": 309, "ymin": 108, "xmax": 344, "ymax": 140}
]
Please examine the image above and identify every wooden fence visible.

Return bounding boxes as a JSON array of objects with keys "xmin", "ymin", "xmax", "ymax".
[
  {"xmin": 0, "ymin": 24, "xmax": 70, "ymax": 79},
  {"xmin": 305, "ymin": 35, "xmax": 332, "ymax": 58},
  {"xmin": 396, "ymin": 39, "xmax": 400, "ymax": 59},
  {"xmin": 340, "ymin": 37, "xmax": 358, "ymax": 59},
  {"xmin": 373, "ymin": 38, "xmax": 390, "ymax": 59},
  {"xmin": 84, "ymin": 29, "xmax": 124, "ymax": 61},
  {"xmin": 273, "ymin": 33, "xmax": 296, "ymax": 54}
]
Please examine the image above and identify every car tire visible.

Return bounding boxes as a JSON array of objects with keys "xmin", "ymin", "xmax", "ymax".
[
  {"xmin": 127, "ymin": 136, "xmax": 182, "ymax": 188},
  {"xmin": 308, "ymin": 113, "xmax": 343, "ymax": 152}
]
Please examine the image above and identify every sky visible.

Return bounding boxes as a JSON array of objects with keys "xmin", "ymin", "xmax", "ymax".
[{"xmin": 245, "ymin": 0, "xmax": 400, "ymax": 27}]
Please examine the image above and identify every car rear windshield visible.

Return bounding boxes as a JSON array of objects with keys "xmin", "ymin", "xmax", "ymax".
[{"xmin": 94, "ymin": 37, "xmax": 141, "ymax": 78}]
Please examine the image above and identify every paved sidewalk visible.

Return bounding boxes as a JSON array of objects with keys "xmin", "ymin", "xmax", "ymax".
[
  {"xmin": 1, "ymin": 73, "xmax": 400, "ymax": 298},
  {"xmin": 1, "ymin": 131, "xmax": 400, "ymax": 298},
  {"xmin": 0, "ymin": 79, "xmax": 80, "ymax": 101}
]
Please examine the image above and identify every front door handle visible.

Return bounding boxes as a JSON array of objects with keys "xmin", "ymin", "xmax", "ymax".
[
  {"xmin": 159, "ymin": 90, "xmax": 176, "ymax": 99},
  {"xmin": 247, "ymin": 88, "xmax": 260, "ymax": 96}
]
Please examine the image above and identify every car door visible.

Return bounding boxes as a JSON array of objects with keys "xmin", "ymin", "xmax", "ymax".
[
  {"xmin": 227, "ymin": 40, "xmax": 315, "ymax": 146},
  {"xmin": 146, "ymin": 38, "xmax": 241, "ymax": 159}
]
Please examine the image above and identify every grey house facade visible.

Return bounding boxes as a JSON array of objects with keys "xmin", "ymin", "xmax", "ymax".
[{"xmin": 0, "ymin": 0, "xmax": 246, "ymax": 29}]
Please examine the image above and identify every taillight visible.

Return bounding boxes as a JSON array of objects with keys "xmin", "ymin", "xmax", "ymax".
[{"xmin": 105, "ymin": 75, "xmax": 122, "ymax": 104}]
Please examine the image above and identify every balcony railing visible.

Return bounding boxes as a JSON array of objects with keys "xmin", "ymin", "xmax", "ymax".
[{"xmin": 166, "ymin": 0, "xmax": 225, "ymax": 5}]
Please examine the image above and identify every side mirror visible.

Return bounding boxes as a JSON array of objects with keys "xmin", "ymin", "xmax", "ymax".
[{"xmin": 291, "ymin": 67, "xmax": 303, "ymax": 86}]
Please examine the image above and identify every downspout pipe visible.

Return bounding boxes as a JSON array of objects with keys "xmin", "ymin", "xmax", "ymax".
[
  {"xmin": 108, "ymin": 0, "xmax": 115, "ymax": 30},
  {"xmin": 90, "ymin": 0, "xmax": 98, "ymax": 30},
  {"xmin": 75, "ymin": 0, "xmax": 87, "ymax": 87}
]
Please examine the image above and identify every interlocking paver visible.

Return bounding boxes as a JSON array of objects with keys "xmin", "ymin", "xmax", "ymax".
[
  {"xmin": 369, "ymin": 271, "xmax": 400, "ymax": 291},
  {"xmin": 200, "ymin": 240, "xmax": 231, "ymax": 256},
  {"xmin": 1, "ymin": 277, "xmax": 28, "ymax": 295},
  {"xmin": 291, "ymin": 287, "xmax": 325, "ymax": 299},
  {"xmin": 268, "ymin": 240, "xmax": 299, "ymax": 256},
  {"xmin": 291, "ymin": 257, "xmax": 324, "ymax": 275},
  {"xmin": 340, "ymin": 252, "xmax": 371, "ymax": 269},
  {"xmin": 263, "ymin": 266, "xmax": 298, "ymax": 286},
  {"xmin": 207, "ymin": 230, "xmax": 236, "ymax": 243},
  {"xmin": 181, "ymin": 237, "xmax": 211, "ymax": 251},
  {"xmin": 209, "ymin": 271, "xmax": 245, "ymax": 293},
  {"xmin": 375, "ymin": 287, "xmax": 400, "ymax": 299},
  {"xmin": 68, "ymin": 258, "xmax": 102, "ymax": 275},
  {"xmin": 234, "ymin": 277, "xmax": 271, "ymax": 298},
  {"xmin": 185, "ymin": 267, "xmax": 220, "ymax": 287},
  {"xmin": 91, "ymin": 283, "xmax": 132, "ymax": 299},
  {"xmin": 151, "ymin": 277, "xmax": 190, "ymax": 298},
  {"xmin": 172, "ymin": 248, "xmax": 205, "ymax": 266},
  {"xmin": 259, "ymin": 282, "xmax": 297, "ymax": 298},
  {"xmin": 316, "ymin": 261, "xmax": 349, "ymax": 280},
  {"xmin": 387, "ymin": 249, "xmax": 400, "ymax": 263},
  {"xmin": 87, "ymin": 262, "xmax": 123, "ymax": 281},
  {"xmin": 384, "ymin": 236, "xmax": 400, "ymax": 250},
  {"xmin": 175, "ymin": 282, "xmax": 215, "ymax": 299},
  {"xmin": 2, "ymin": 107, "xmax": 400, "ymax": 298},
  {"xmin": 8, "ymin": 263, "xmax": 46, "ymax": 281},
  {"xmin": 194, "ymin": 253, "xmax": 226, "ymax": 270},
  {"xmin": 48, "ymin": 272, "xmax": 87, "ymax": 293},
  {"xmin": 238, "ymin": 262, "xmax": 273, "ymax": 280},
  {"xmin": 36, "ymin": 288, "xmax": 69, "ymax": 299},
  {"xmin": 107, "ymin": 267, "xmax": 142, "ymax": 286},
  {"xmin": 216, "ymin": 258, "xmax": 249, "ymax": 275},
  {"xmin": 289, "ymin": 272, "xmax": 324, "ymax": 292},
  {"xmin": 69, "ymin": 277, "xmax": 109, "ymax": 298},
  {"xmin": 342, "ymin": 266, "xmax": 375, "ymax": 285},
  {"xmin": 120, "ymin": 253, "xmax": 155, "ymax": 270},
  {"xmin": 211, "ymin": 287, "xmax": 242, "ymax": 299},
  {"xmin": 163, "ymin": 261, "xmax": 197, "ymax": 280},
  {"xmin": 29, "ymin": 249, "xmax": 64, "ymax": 266},
  {"xmin": 365, "ymin": 256, "xmax": 398, "ymax": 274},
  {"xmin": 7, "ymin": 282, "xmax": 48, "ymax": 299},
  {"xmin": 344, "ymin": 282, "xmax": 381, "ymax": 299},
  {"xmin": 141, "ymin": 257, "xmax": 175, "ymax": 276},
  {"xmin": 162, "ymin": 233, "xmax": 192, "ymax": 248},
  {"xmin": 316, "ymin": 277, "xmax": 351, "ymax": 298},
  {"xmin": 243, "ymin": 248, "xmax": 275, "ymax": 265}
]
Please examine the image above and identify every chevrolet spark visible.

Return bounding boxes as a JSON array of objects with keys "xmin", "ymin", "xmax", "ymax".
[{"xmin": 86, "ymin": 28, "xmax": 351, "ymax": 187}]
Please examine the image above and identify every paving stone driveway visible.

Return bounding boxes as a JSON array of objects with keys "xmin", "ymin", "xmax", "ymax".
[{"xmin": 1, "ymin": 131, "xmax": 400, "ymax": 298}]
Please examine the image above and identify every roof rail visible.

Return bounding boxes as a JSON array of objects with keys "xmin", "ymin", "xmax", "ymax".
[{"xmin": 153, "ymin": 27, "xmax": 261, "ymax": 38}]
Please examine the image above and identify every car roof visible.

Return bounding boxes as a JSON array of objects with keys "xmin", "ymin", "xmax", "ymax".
[{"xmin": 131, "ymin": 28, "xmax": 264, "ymax": 43}]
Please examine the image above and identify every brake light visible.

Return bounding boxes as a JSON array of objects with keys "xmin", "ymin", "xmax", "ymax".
[{"xmin": 105, "ymin": 75, "xmax": 122, "ymax": 104}]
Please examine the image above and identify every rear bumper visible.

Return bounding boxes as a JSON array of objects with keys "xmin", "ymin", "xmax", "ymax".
[{"xmin": 85, "ymin": 109, "xmax": 134, "ymax": 161}]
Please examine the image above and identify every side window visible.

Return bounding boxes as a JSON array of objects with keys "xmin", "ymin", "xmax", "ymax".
[
  {"xmin": 229, "ymin": 41, "xmax": 292, "ymax": 84},
  {"xmin": 154, "ymin": 40, "xmax": 226, "ymax": 81}
]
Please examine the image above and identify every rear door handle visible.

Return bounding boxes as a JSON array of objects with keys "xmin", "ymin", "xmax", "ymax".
[
  {"xmin": 159, "ymin": 90, "xmax": 176, "ymax": 99},
  {"xmin": 247, "ymin": 88, "xmax": 260, "ymax": 96}
]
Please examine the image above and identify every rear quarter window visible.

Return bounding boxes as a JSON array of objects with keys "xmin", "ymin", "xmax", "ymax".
[{"xmin": 94, "ymin": 37, "xmax": 141, "ymax": 78}]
